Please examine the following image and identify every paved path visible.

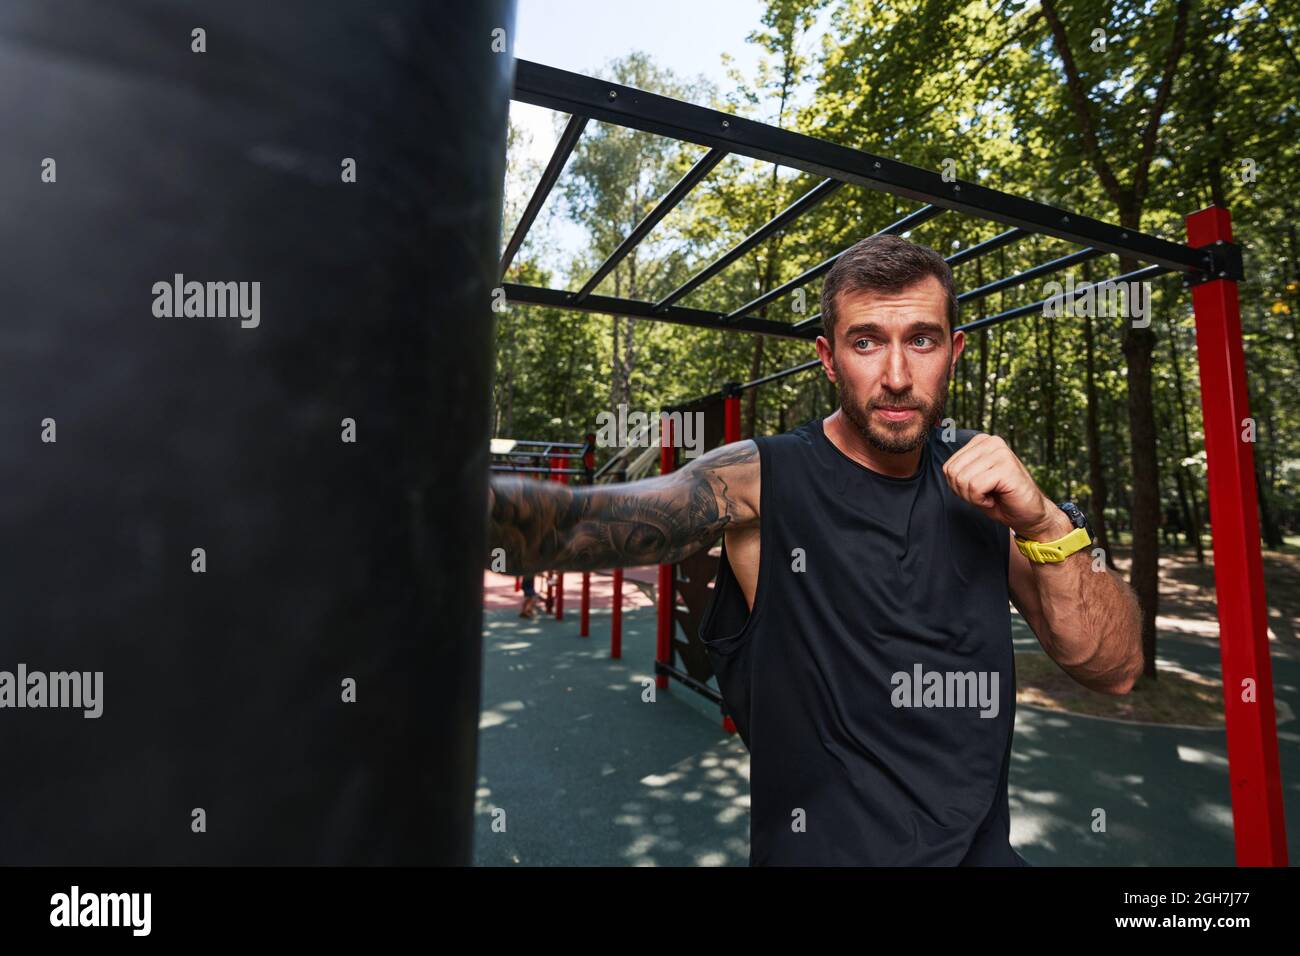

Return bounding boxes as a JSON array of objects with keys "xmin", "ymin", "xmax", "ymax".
[{"xmin": 474, "ymin": 605, "xmax": 1300, "ymax": 865}]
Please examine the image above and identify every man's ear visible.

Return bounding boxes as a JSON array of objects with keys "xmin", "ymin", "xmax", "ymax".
[
  {"xmin": 948, "ymin": 329, "xmax": 966, "ymax": 375},
  {"xmin": 815, "ymin": 335, "xmax": 837, "ymax": 383}
]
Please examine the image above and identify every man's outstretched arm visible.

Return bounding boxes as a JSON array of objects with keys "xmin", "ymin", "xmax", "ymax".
[{"xmin": 488, "ymin": 440, "xmax": 760, "ymax": 575}]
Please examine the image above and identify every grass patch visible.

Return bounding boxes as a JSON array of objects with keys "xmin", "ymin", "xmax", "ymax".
[{"xmin": 1015, "ymin": 652, "xmax": 1224, "ymax": 727}]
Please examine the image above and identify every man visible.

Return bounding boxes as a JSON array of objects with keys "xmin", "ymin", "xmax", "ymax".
[
  {"xmin": 518, "ymin": 576, "xmax": 543, "ymax": 618},
  {"xmin": 488, "ymin": 234, "xmax": 1144, "ymax": 866}
]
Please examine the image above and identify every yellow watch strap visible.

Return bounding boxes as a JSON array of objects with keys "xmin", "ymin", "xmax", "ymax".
[{"xmin": 1014, "ymin": 526, "xmax": 1092, "ymax": 564}]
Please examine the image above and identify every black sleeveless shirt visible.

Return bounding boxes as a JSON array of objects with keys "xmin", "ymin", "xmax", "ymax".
[{"xmin": 699, "ymin": 417, "xmax": 1028, "ymax": 866}]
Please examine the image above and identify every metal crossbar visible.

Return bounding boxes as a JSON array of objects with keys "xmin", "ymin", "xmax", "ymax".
[{"xmin": 503, "ymin": 58, "xmax": 1228, "ymax": 340}]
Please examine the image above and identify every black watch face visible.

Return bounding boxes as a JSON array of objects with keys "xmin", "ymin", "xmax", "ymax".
[{"xmin": 1059, "ymin": 501, "xmax": 1090, "ymax": 534}]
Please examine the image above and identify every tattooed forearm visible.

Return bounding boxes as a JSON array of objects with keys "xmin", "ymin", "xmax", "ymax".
[{"xmin": 488, "ymin": 441, "xmax": 759, "ymax": 574}]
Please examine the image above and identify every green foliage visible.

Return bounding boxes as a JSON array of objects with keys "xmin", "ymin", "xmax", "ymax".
[{"xmin": 496, "ymin": 0, "xmax": 1299, "ymax": 532}]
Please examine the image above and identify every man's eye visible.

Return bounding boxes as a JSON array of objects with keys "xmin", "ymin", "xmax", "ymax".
[
  {"xmin": 914, "ymin": 335, "xmax": 934, "ymax": 347},
  {"xmin": 854, "ymin": 338, "xmax": 873, "ymax": 350}
]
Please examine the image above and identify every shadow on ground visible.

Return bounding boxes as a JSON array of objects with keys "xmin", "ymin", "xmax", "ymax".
[{"xmin": 475, "ymin": 604, "xmax": 1300, "ymax": 866}]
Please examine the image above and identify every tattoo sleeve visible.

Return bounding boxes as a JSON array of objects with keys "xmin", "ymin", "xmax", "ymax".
[{"xmin": 487, "ymin": 441, "xmax": 760, "ymax": 574}]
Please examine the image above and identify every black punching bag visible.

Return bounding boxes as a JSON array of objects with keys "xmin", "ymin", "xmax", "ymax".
[{"xmin": 0, "ymin": 0, "xmax": 512, "ymax": 863}]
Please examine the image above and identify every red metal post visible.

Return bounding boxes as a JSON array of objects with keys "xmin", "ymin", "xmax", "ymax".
[
  {"xmin": 724, "ymin": 391, "xmax": 741, "ymax": 444},
  {"xmin": 541, "ymin": 457, "xmax": 554, "ymax": 615},
  {"xmin": 580, "ymin": 571, "xmax": 590, "ymax": 637},
  {"xmin": 656, "ymin": 414, "xmax": 676, "ymax": 689},
  {"xmin": 553, "ymin": 454, "xmax": 566, "ymax": 620},
  {"xmin": 580, "ymin": 435, "xmax": 595, "ymax": 640},
  {"xmin": 611, "ymin": 566, "xmax": 623, "ymax": 659},
  {"xmin": 1185, "ymin": 205, "xmax": 1288, "ymax": 866}
]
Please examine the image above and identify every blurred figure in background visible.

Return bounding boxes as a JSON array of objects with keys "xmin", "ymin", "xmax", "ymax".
[{"xmin": 519, "ymin": 576, "xmax": 543, "ymax": 618}]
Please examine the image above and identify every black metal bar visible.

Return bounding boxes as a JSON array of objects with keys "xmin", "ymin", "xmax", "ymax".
[
  {"xmin": 786, "ymin": 246, "xmax": 1126, "ymax": 335},
  {"xmin": 501, "ymin": 439, "xmax": 587, "ymax": 449},
  {"xmin": 724, "ymin": 254, "xmax": 836, "ymax": 321},
  {"xmin": 491, "ymin": 449, "xmax": 582, "ymax": 460},
  {"xmin": 653, "ymin": 177, "xmax": 845, "ymax": 310},
  {"xmin": 954, "ymin": 265, "xmax": 1173, "ymax": 333},
  {"xmin": 785, "ymin": 227, "xmax": 1029, "ymax": 333},
  {"xmin": 592, "ymin": 452, "xmax": 638, "ymax": 481},
  {"xmin": 957, "ymin": 247, "xmax": 1105, "ymax": 305},
  {"xmin": 945, "ymin": 228, "xmax": 1029, "ymax": 267},
  {"xmin": 728, "ymin": 252, "xmax": 837, "ymax": 323},
  {"xmin": 499, "ymin": 112, "xmax": 588, "ymax": 277},
  {"xmin": 572, "ymin": 146, "xmax": 728, "ymax": 304},
  {"xmin": 739, "ymin": 357, "xmax": 822, "ymax": 392},
  {"xmin": 512, "ymin": 59, "xmax": 1206, "ymax": 274},
  {"xmin": 654, "ymin": 660, "xmax": 724, "ymax": 705},
  {"xmin": 502, "ymin": 282, "xmax": 820, "ymax": 340},
  {"xmin": 723, "ymin": 204, "xmax": 946, "ymax": 321},
  {"xmin": 490, "ymin": 465, "xmax": 587, "ymax": 475}
]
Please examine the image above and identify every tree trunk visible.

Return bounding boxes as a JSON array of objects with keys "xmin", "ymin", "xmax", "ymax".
[
  {"xmin": 1034, "ymin": 308, "xmax": 1047, "ymax": 467},
  {"xmin": 746, "ymin": 333, "xmax": 765, "ymax": 439},
  {"xmin": 1248, "ymin": 331, "xmax": 1284, "ymax": 548},
  {"xmin": 970, "ymin": 257, "xmax": 986, "ymax": 430},
  {"xmin": 988, "ymin": 324, "xmax": 1005, "ymax": 436},
  {"xmin": 1038, "ymin": 0, "xmax": 1190, "ymax": 684},
  {"xmin": 1047, "ymin": 296, "xmax": 1057, "ymax": 466},
  {"xmin": 1083, "ymin": 307, "xmax": 1117, "ymax": 570},
  {"xmin": 1256, "ymin": 464, "xmax": 1283, "ymax": 548},
  {"xmin": 1173, "ymin": 468, "xmax": 1193, "ymax": 550},
  {"xmin": 1287, "ymin": 225, "xmax": 1300, "ymax": 370},
  {"xmin": 1165, "ymin": 310, "xmax": 1205, "ymax": 562},
  {"xmin": 977, "ymin": 328, "xmax": 989, "ymax": 432},
  {"xmin": 1123, "ymin": 317, "xmax": 1160, "ymax": 681}
]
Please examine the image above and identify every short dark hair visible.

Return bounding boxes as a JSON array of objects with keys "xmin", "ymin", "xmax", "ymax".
[{"xmin": 819, "ymin": 234, "xmax": 958, "ymax": 344}]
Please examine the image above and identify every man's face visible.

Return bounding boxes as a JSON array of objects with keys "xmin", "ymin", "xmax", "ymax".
[{"xmin": 816, "ymin": 275, "xmax": 965, "ymax": 455}]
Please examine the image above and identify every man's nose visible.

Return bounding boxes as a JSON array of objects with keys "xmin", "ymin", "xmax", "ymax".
[{"xmin": 881, "ymin": 344, "xmax": 913, "ymax": 391}]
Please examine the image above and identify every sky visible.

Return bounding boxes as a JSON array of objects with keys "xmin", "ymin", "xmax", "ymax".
[
  {"xmin": 514, "ymin": 0, "xmax": 770, "ymax": 86},
  {"xmin": 507, "ymin": 0, "xmax": 818, "ymax": 277}
]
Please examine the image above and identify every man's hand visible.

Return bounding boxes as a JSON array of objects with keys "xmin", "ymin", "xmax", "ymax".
[
  {"xmin": 941, "ymin": 433, "xmax": 1071, "ymax": 540},
  {"xmin": 944, "ymin": 434, "xmax": 1143, "ymax": 694}
]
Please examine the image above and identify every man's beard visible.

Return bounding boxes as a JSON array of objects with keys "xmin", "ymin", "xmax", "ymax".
[{"xmin": 834, "ymin": 357, "xmax": 948, "ymax": 455}]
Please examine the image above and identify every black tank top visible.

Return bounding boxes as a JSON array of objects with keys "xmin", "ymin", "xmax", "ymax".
[{"xmin": 700, "ymin": 417, "xmax": 1028, "ymax": 866}]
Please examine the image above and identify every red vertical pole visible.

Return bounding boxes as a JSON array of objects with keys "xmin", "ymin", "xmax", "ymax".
[
  {"xmin": 580, "ymin": 572, "xmax": 590, "ymax": 637},
  {"xmin": 656, "ymin": 414, "xmax": 676, "ymax": 689},
  {"xmin": 724, "ymin": 389, "xmax": 741, "ymax": 444},
  {"xmin": 1186, "ymin": 206, "xmax": 1287, "ymax": 866},
  {"xmin": 553, "ymin": 454, "xmax": 566, "ymax": 621},
  {"xmin": 581, "ymin": 436, "xmax": 596, "ymax": 639},
  {"xmin": 542, "ymin": 456, "xmax": 554, "ymax": 615},
  {"xmin": 611, "ymin": 566, "xmax": 623, "ymax": 659}
]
